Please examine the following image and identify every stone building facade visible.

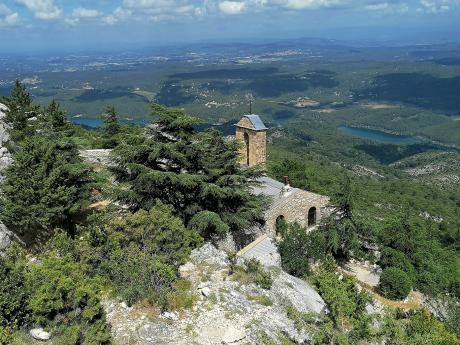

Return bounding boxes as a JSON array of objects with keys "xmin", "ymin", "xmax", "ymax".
[
  {"xmin": 234, "ymin": 114, "xmax": 330, "ymax": 238},
  {"xmin": 235, "ymin": 115, "xmax": 267, "ymax": 166},
  {"xmin": 253, "ymin": 177, "xmax": 330, "ymax": 237}
]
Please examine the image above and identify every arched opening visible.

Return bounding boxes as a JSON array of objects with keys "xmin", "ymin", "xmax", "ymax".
[
  {"xmin": 308, "ymin": 207, "xmax": 317, "ymax": 227},
  {"xmin": 275, "ymin": 215, "xmax": 286, "ymax": 239},
  {"xmin": 244, "ymin": 132, "xmax": 250, "ymax": 166}
]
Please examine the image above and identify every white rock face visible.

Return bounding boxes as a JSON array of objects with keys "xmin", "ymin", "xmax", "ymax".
[
  {"xmin": 30, "ymin": 328, "xmax": 51, "ymax": 341},
  {"xmin": 271, "ymin": 271, "xmax": 326, "ymax": 314},
  {"xmin": 103, "ymin": 243, "xmax": 326, "ymax": 345},
  {"xmin": 190, "ymin": 243, "xmax": 230, "ymax": 267},
  {"xmin": 0, "ymin": 103, "xmax": 13, "ymax": 174},
  {"xmin": 0, "ymin": 223, "xmax": 13, "ymax": 253},
  {"xmin": 221, "ymin": 326, "xmax": 246, "ymax": 344},
  {"xmin": 79, "ymin": 149, "xmax": 114, "ymax": 166},
  {"xmin": 0, "ymin": 103, "xmax": 13, "ymax": 255}
]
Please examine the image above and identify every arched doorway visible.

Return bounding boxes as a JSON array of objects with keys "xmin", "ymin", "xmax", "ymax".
[
  {"xmin": 275, "ymin": 215, "xmax": 286, "ymax": 239},
  {"xmin": 308, "ymin": 207, "xmax": 317, "ymax": 227},
  {"xmin": 244, "ymin": 132, "xmax": 250, "ymax": 166}
]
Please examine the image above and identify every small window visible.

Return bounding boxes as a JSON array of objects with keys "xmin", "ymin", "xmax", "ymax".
[
  {"xmin": 275, "ymin": 215, "xmax": 286, "ymax": 237},
  {"xmin": 308, "ymin": 207, "xmax": 317, "ymax": 227}
]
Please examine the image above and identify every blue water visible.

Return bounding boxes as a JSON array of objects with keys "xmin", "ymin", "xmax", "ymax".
[
  {"xmin": 71, "ymin": 117, "xmax": 150, "ymax": 128},
  {"xmin": 338, "ymin": 125, "xmax": 420, "ymax": 145}
]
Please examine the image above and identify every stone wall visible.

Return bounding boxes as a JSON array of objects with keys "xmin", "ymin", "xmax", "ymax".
[
  {"xmin": 235, "ymin": 118, "xmax": 266, "ymax": 167},
  {"xmin": 263, "ymin": 190, "xmax": 329, "ymax": 237}
]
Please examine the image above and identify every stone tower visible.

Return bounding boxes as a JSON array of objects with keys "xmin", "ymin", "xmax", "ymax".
[{"xmin": 235, "ymin": 114, "xmax": 267, "ymax": 166}]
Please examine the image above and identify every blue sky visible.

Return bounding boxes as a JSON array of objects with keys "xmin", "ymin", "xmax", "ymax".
[{"xmin": 1, "ymin": 0, "xmax": 460, "ymax": 53}]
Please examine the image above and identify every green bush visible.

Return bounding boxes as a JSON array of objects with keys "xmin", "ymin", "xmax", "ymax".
[
  {"xmin": 233, "ymin": 259, "xmax": 273, "ymax": 290},
  {"xmin": 75, "ymin": 202, "xmax": 201, "ymax": 308},
  {"xmin": 245, "ymin": 259, "xmax": 273, "ymax": 290},
  {"xmin": 379, "ymin": 267, "xmax": 412, "ymax": 300},
  {"xmin": 379, "ymin": 247, "xmax": 416, "ymax": 283},
  {"xmin": 0, "ymin": 326, "xmax": 13, "ymax": 345},
  {"xmin": 277, "ymin": 223, "xmax": 317, "ymax": 277},
  {"xmin": 0, "ymin": 247, "xmax": 29, "ymax": 329},
  {"xmin": 26, "ymin": 256, "xmax": 112, "ymax": 344}
]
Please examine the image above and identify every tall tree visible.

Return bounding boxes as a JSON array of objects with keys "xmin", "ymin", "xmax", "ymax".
[
  {"xmin": 0, "ymin": 136, "xmax": 91, "ymax": 238},
  {"xmin": 43, "ymin": 100, "xmax": 68, "ymax": 132},
  {"xmin": 2, "ymin": 80, "xmax": 38, "ymax": 141},
  {"xmin": 113, "ymin": 104, "xmax": 267, "ymax": 238},
  {"xmin": 321, "ymin": 175, "xmax": 369, "ymax": 260},
  {"xmin": 102, "ymin": 106, "xmax": 121, "ymax": 148}
]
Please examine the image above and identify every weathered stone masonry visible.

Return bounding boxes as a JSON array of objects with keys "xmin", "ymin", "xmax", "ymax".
[
  {"xmin": 234, "ymin": 114, "xmax": 330, "ymax": 238},
  {"xmin": 235, "ymin": 115, "xmax": 267, "ymax": 167}
]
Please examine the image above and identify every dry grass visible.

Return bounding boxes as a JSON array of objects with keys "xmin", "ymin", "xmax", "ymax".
[{"xmin": 88, "ymin": 199, "xmax": 111, "ymax": 210}]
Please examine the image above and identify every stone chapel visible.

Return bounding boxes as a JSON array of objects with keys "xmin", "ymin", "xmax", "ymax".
[{"xmin": 235, "ymin": 114, "xmax": 330, "ymax": 237}]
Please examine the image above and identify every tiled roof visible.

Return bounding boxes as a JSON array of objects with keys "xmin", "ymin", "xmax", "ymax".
[
  {"xmin": 244, "ymin": 114, "xmax": 267, "ymax": 130},
  {"xmin": 252, "ymin": 176, "xmax": 301, "ymax": 208},
  {"xmin": 253, "ymin": 176, "xmax": 328, "ymax": 209}
]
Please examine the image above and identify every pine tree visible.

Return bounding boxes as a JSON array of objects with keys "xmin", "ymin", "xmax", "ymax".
[
  {"xmin": 0, "ymin": 136, "xmax": 91, "ymax": 237},
  {"xmin": 113, "ymin": 104, "xmax": 267, "ymax": 238},
  {"xmin": 2, "ymin": 80, "xmax": 38, "ymax": 140},
  {"xmin": 44, "ymin": 100, "xmax": 68, "ymax": 131},
  {"xmin": 101, "ymin": 106, "xmax": 121, "ymax": 148}
]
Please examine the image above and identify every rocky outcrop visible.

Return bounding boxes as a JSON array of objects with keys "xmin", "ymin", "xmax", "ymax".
[
  {"xmin": 30, "ymin": 328, "xmax": 51, "ymax": 341},
  {"xmin": 79, "ymin": 149, "xmax": 114, "ymax": 166},
  {"xmin": 0, "ymin": 103, "xmax": 13, "ymax": 254},
  {"xmin": 104, "ymin": 243, "xmax": 327, "ymax": 344},
  {"xmin": 0, "ymin": 103, "xmax": 13, "ymax": 176}
]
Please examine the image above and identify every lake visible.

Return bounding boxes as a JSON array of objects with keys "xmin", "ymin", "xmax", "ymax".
[
  {"xmin": 71, "ymin": 117, "xmax": 150, "ymax": 128},
  {"xmin": 338, "ymin": 125, "xmax": 420, "ymax": 145}
]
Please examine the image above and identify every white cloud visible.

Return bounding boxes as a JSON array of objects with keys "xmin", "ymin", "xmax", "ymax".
[
  {"xmin": 102, "ymin": 6, "xmax": 132, "ymax": 25},
  {"xmin": 72, "ymin": 7, "xmax": 100, "ymax": 18},
  {"xmin": 364, "ymin": 1, "xmax": 409, "ymax": 13},
  {"xmin": 282, "ymin": 0, "xmax": 343, "ymax": 10},
  {"xmin": 419, "ymin": 0, "xmax": 453, "ymax": 12},
  {"xmin": 15, "ymin": 0, "xmax": 62, "ymax": 20},
  {"xmin": 0, "ymin": 4, "xmax": 20, "ymax": 26},
  {"xmin": 219, "ymin": 1, "xmax": 246, "ymax": 14},
  {"xmin": 103, "ymin": 0, "xmax": 204, "ymax": 23}
]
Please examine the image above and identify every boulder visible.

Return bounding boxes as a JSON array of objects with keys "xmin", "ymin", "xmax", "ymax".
[
  {"xmin": 30, "ymin": 328, "xmax": 51, "ymax": 341},
  {"xmin": 201, "ymin": 287, "xmax": 212, "ymax": 297},
  {"xmin": 79, "ymin": 149, "xmax": 114, "ymax": 166},
  {"xmin": 221, "ymin": 326, "xmax": 246, "ymax": 344},
  {"xmin": 190, "ymin": 243, "xmax": 229, "ymax": 267},
  {"xmin": 271, "ymin": 271, "xmax": 326, "ymax": 314},
  {"xmin": 0, "ymin": 222, "xmax": 12, "ymax": 255}
]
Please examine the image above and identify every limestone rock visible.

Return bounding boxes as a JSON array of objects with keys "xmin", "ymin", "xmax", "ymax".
[
  {"xmin": 271, "ymin": 271, "xmax": 326, "ymax": 314},
  {"xmin": 190, "ymin": 243, "xmax": 229, "ymax": 267},
  {"xmin": 30, "ymin": 328, "xmax": 51, "ymax": 341},
  {"xmin": 79, "ymin": 149, "xmax": 114, "ymax": 166},
  {"xmin": 221, "ymin": 326, "xmax": 246, "ymax": 344},
  {"xmin": 0, "ymin": 223, "xmax": 12, "ymax": 254},
  {"xmin": 179, "ymin": 262, "xmax": 196, "ymax": 278},
  {"xmin": 201, "ymin": 287, "xmax": 212, "ymax": 297},
  {"xmin": 0, "ymin": 103, "xmax": 13, "ymax": 178}
]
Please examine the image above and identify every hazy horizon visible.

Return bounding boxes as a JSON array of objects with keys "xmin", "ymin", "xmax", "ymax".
[{"xmin": 1, "ymin": 0, "xmax": 460, "ymax": 54}]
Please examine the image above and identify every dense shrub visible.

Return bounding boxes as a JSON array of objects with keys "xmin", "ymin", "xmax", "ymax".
[
  {"xmin": 277, "ymin": 223, "xmax": 326, "ymax": 277},
  {"xmin": 0, "ymin": 136, "xmax": 91, "ymax": 237},
  {"xmin": 232, "ymin": 259, "xmax": 273, "ymax": 290},
  {"xmin": 379, "ymin": 247, "xmax": 416, "ymax": 282},
  {"xmin": 379, "ymin": 267, "xmax": 412, "ymax": 300},
  {"xmin": 71, "ymin": 202, "xmax": 202, "ymax": 308},
  {"xmin": 314, "ymin": 256, "xmax": 370, "ymax": 328},
  {"xmin": 25, "ymin": 256, "xmax": 112, "ymax": 344},
  {"xmin": 245, "ymin": 259, "xmax": 273, "ymax": 290},
  {"xmin": 0, "ymin": 247, "xmax": 29, "ymax": 331}
]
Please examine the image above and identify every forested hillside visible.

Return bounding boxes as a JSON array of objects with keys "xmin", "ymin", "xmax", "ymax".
[{"xmin": 0, "ymin": 82, "xmax": 459, "ymax": 344}]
